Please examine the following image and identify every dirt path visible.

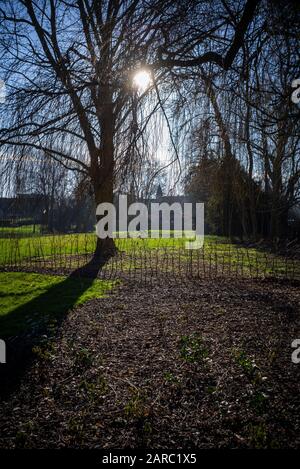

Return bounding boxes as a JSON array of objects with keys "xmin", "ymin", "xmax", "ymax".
[{"xmin": 1, "ymin": 278, "xmax": 300, "ymax": 448}]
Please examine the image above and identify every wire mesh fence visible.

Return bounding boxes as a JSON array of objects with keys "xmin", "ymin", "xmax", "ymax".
[{"xmin": 0, "ymin": 229, "xmax": 299, "ymax": 283}]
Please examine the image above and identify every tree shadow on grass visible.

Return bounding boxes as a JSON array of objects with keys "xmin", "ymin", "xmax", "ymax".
[{"xmin": 0, "ymin": 255, "xmax": 112, "ymax": 399}]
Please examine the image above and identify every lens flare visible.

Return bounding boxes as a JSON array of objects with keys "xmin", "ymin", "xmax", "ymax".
[{"xmin": 133, "ymin": 70, "xmax": 152, "ymax": 92}]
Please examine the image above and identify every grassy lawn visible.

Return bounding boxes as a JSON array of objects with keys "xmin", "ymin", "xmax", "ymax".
[
  {"xmin": 0, "ymin": 231, "xmax": 299, "ymax": 278},
  {"xmin": 0, "ymin": 272, "xmax": 115, "ymax": 338},
  {"xmin": 0, "ymin": 231, "xmax": 196, "ymax": 263},
  {"xmin": 0, "ymin": 231, "xmax": 253, "ymax": 262},
  {"xmin": 0, "ymin": 224, "xmax": 41, "ymax": 237},
  {"xmin": 0, "ymin": 232, "xmax": 297, "ymax": 340}
]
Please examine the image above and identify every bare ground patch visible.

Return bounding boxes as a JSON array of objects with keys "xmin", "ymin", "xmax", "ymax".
[{"xmin": 1, "ymin": 278, "xmax": 300, "ymax": 449}]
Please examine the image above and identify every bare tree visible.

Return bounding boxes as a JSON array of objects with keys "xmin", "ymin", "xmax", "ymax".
[
  {"xmin": 0, "ymin": 0, "xmax": 171, "ymax": 256},
  {"xmin": 181, "ymin": 1, "xmax": 300, "ymax": 241},
  {"xmin": 2, "ymin": 0, "xmax": 289, "ymax": 251}
]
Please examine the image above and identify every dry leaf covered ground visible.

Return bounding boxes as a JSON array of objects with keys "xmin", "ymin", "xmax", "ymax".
[{"xmin": 1, "ymin": 277, "xmax": 300, "ymax": 449}]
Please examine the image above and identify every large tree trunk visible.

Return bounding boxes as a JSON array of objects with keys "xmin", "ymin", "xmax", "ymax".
[
  {"xmin": 92, "ymin": 79, "xmax": 117, "ymax": 259},
  {"xmin": 94, "ymin": 173, "xmax": 117, "ymax": 259}
]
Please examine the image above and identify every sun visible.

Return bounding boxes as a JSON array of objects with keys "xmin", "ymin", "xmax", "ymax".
[{"xmin": 133, "ymin": 70, "xmax": 152, "ymax": 92}]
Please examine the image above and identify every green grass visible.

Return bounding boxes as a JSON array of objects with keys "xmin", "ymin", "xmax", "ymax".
[
  {"xmin": 179, "ymin": 333, "xmax": 209, "ymax": 363},
  {"xmin": 0, "ymin": 230, "xmax": 298, "ymax": 338},
  {"xmin": 0, "ymin": 232, "xmax": 224, "ymax": 263},
  {"xmin": 0, "ymin": 272, "xmax": 115, "ymax": 338},
  {"xmin": 0, "ymin": 224, "xmax": 41, "ymax": 237},
  {"xmin": 0, "ymin": 231, "xmax": 298, "ymax": 279}
]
